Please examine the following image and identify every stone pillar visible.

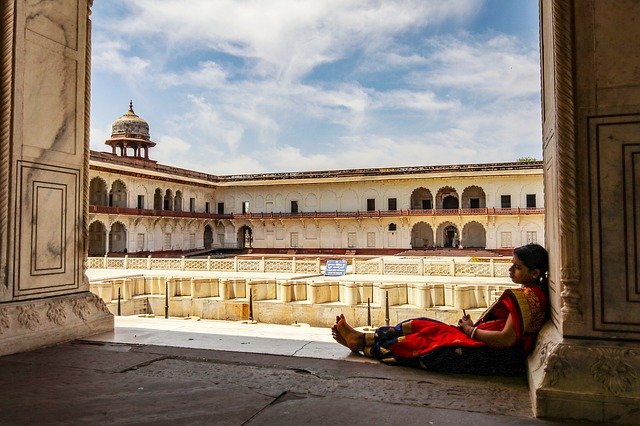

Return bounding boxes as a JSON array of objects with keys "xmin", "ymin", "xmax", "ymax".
[
  {"xmin": 530, "ymin": 1, "xmax": 640, "ymax": 422},
  {"xmin": 0, "ymin": 0, "xmax": 113, "ymax": 356}
]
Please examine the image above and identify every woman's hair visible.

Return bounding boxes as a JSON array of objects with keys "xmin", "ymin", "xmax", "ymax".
[{"xmin": 513, "ymin": 243, "xmax": 549, "ymax": 294}]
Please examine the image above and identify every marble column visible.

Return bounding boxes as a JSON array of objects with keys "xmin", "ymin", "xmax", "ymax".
[
  {"xmin": 0, "ymin": 0, "xmax": 113, "ymax": 356},
  {"xmin": 530, "ymin": 1, "xmax": 640, "ymax": 422}
]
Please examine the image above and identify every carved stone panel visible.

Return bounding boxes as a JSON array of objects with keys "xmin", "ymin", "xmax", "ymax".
[
  {"xmin": 589, "ymin": 115, "xmax": 640, "ymax": 334},
  {"xmin": 14, "ymin": 161, "xmax": 81, "ymax": 297}
]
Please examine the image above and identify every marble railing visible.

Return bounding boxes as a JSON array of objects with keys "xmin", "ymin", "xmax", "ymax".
[{"xmin": 87, "ymin": 256, "xmax": 511, "ymax": 278}]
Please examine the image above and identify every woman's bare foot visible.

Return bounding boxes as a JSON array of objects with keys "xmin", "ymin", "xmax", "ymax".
[
  {"xmin": 331, "ymin": 324, "xmax": 349, "ymax": 348},
  {"xmin": 335, "ymin": 314, "xmax": 364, "ymax": 352}
]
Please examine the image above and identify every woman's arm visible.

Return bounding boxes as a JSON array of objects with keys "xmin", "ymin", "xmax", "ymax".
[{"xmin": 459, "ymin": 314, "xmax": 518, "ymax": 348}]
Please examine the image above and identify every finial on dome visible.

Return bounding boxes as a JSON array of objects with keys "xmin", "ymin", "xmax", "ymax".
[{"xmin": 129, "ymin": 100, "xmax": 134, "ymax": 113}]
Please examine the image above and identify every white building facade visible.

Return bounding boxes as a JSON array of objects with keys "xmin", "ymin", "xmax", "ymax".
[{"xmin": 88, "ymin": 107, "xmax": 544, "ymax": 256}]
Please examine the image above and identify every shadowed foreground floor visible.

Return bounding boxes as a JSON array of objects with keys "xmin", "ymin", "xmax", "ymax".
[{"xmin": 0, "ymin": 319, "xmax": 567, "ymax": 425}]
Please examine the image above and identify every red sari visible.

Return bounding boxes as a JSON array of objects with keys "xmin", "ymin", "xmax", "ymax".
[{"xmin": 363, "ymin": 286, "xmax": 547, "ymax": 375}]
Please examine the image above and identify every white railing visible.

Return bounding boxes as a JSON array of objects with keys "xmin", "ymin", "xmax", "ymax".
[{"xmin": 87, "ymin": 256, "xmax": 510, "ymax": 278}]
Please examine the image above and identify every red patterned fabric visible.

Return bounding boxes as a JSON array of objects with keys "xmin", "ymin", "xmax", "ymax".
[{"xmin": 367, "ymin": 286, "xmax": 547, "ymax": 375}]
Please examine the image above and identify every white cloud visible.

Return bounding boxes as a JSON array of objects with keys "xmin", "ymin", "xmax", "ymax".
[
  {"xmin": 104, "ymin": 0, "xmax": 482, "ymax": 81},
  {"xmin": 372, "ymin": 90, "xmax": 459, "ymax": 112},
  {"xmin": 161, "ymin": 61, "xmax": 229, "ymax": 88},
  {"xmin": 416, "ymin": 34, "xmax": 540, "ymax": 98},
  {"xmin": 92, "ymin": 38, "xmax": 151, "ymax": 82}
]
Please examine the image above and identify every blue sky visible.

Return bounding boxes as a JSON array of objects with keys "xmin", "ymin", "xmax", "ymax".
[{"xmin": 90, "ymin": 0, "xmax": 541, "ymax": 174}]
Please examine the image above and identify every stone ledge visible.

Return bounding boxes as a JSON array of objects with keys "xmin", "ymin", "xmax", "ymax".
[{"xmin": 0, "ymin": 292, "xmax": 114, "ymax": 357}]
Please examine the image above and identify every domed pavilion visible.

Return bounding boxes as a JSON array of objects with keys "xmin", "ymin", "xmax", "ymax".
[{"xmin": 105, "ymin": 101, "xmax": 156, "ymax": 160}]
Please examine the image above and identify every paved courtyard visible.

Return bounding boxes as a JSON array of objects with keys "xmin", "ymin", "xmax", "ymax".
[{"xmin": 0, "ymin": 316, "xmax": 569, "ymax": 425}]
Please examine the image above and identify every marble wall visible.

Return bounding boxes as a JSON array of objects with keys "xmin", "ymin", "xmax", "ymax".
[
  {"xmin": 0, "ymin": 0, "xmax": 112, "ymax": 356},
  {"xmin": 530, "ymin": 1, "xmax": 640, "ymax": 422}
]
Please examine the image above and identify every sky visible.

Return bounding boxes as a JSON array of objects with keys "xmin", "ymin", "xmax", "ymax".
[{"xmin": 90, "ymin": 0, "xmax": 541, "ymax": 175}]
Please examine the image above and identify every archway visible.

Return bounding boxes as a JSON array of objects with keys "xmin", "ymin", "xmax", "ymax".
[
  {"xmin": 109, "ymin": 180, "xmax": 127, "ymax": 208},
  {"xmin": 204, "ymin": 224, "xmax": 213, "ymax": 249},
  {"xmin": 410, "ymin": 187, "xmax": 433, "ymax": 210},
  {"xmin": 461, "ymin": 185, "xmax": 486, "ymax": 209},
  {"xmin": 153, "ymin": 188, "xmax": 162, "ymax": 210},
  {"xmin": 237, "ymin": 225, "xmax": 252, "ymax": 249},
  {"xmin": 88, "ymin": 221, "xmax": 107, "ymax": 256},
  {"xmin": 163, "ymin": 189, "xmax": 173, "ymax": 210},
  {"xmin": 436, "ymin": 222, "xmax": 459, "ymax": 247},
  {"xmin": 436, "ymin": 186, "xmax": 459, "ymax": 210},
  {"xmin": 410, "ymin": 222, "xmax": 434, "ymax": 248},
  {"xmin": 174, "ymin": 190, "xmax": 183, "ymax": 212},
  {"xmin": 462, "ymin": 221, "xmax": 486, "ymax": 248},
  {"xmin": 89, "ymin": 177, "xmax": 108, "ymax": 206},
  {"xmin": 108, "ymin": 222, "xmax": 127, "ymax": 253}
]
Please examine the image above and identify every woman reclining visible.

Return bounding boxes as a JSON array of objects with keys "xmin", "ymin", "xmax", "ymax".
[{"xmin": 331, "ymin": 244, "xmax": 549, "ymax": 376}]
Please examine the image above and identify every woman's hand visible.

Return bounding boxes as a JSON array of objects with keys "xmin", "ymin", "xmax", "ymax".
[{"xmin": 457, "ymin": 315, "xmax": 474, "ymax": 336}]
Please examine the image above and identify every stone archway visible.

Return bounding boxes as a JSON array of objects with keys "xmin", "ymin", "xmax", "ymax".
[
  {"xmin": 204, "ymin": 224, "xmax": 213, "ymax": 249},
  {"xmin": 410, "ymin": 187, "xmax": 433, "ymax": 210},
  {"xmin": 461, "ymin": 221, "xmax": 486, "ymax": 248},
  {"xmin": 88, "ymin": 221, "xmax": 107, "ymax": 256},
  {"xmin": 237, "ymin": 225, "xmax": 252, "ymax": 249},
  {"xmin": 89, "ymin": 177, "xmax": 108, "ymax": 206},
  {"xmin": 153, "ymin": 188, "xmax": 163, "ymax": 210},
  {"xmin": 410, "ymin": 221, "xmax": 434, "ymax": 248},
  {"xmin": 435, "ymin": 186, "xmax": 459, "ymax": 210},
  {"xmin": 435, "ymin": 222, "xmax": 458, "ymax": 248},
  {"xmin": 108, "ymin": 222, "xmax": 127, "ymax": 253},
  {"xmin": 109, "ymin": 180, "xmax": 127, "ymax": 208}
]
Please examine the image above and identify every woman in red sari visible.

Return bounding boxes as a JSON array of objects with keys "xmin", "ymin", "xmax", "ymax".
[{"xmin": 332, "ymin": 244, "xmax": 549, "ymax": 376}]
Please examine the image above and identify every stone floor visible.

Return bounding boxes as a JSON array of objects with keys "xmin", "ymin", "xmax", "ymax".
[{"xmin": 0, "ymin": 316, "xmax": 570, "ymax": 425}]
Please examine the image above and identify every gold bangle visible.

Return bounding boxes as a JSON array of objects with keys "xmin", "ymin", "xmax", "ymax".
[{"xmin": 470, "ymin": 326, "xmax": 478, "ymax": 340}]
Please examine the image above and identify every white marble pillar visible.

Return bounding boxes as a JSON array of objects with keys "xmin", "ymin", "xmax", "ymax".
[
  {"xmin": 530, "ymin": 1, "xmax": 640, "ymax": 422},
  {"xmin": 0, "ymin": 0, "xmax": 113, "ymax": 356}
]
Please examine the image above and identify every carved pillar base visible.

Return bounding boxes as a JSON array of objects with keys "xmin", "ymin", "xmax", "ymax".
[
  {"xmin": 0, "ymin": 291, "xmax": 113, "ymax": 357},
  {"xmin": 528, "ymin": 323, "xmax": 640, "ymax": 423}
]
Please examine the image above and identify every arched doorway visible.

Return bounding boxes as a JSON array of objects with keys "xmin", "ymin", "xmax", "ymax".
[
  {"xmin": 443, "ymin": 225, "xmax": 457, "ymax": 247},
  {"xmin": 175, "ymin": 190, "xmax": 183, "ymax": 212},
  {"xmin": 88, "ymin": 221, "xmax": 106, "ymax": 256},
  {"xmin": 436, "ymin": 186, "xmax": 459, "ymax": 210},
  {"xmin": 89, "ymin": 177, "xmax": 108, "ymax": 206},
  {"xmin": 204, "ymin": 224, "xmax": 213, "ymax": 249},
  {"xmin": 109, "ymin": 180, "xmax": 127, "ymax": 208},
  {"xmin": 410, "ymin": 187, "xmax": 433, "ymax": 210},
  {"xmin": 436, "ymin": 222, "xmax": 459, "ymax": 248},
  {"xmin": 237, "ymin": 225, "xmax": 252, "ymax": 249},
  {"xmin": 461, "ymin": 185, "xmax": 486, "ymax": 209},
  {"xmin": 109, "ymin": 222, "xmax": 127, "ymax": 253},
  {"xmin": 154, "ymin": 188, "xmax": 162, "ymax": 210},
  {"xmin": 410, "ymin": 222, "xmax": 434, "ymax": 248},
  {"xmin": 163, "ymin": 189, "xmax": 173, "ymax": 210},
  {"xmin": 462, "ymin": 221, "xmax": 486, "ymax": 248}
]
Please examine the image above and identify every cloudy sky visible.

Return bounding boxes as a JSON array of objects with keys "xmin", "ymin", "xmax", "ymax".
[{"xmin": 90, "ymin": 0, "xmax": 541, "ymax": 175}]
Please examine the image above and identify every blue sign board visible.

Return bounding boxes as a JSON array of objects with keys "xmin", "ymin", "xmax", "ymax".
[{"xmin": 325, "ymin": 259, "xmax": 348, "ymax": 276}]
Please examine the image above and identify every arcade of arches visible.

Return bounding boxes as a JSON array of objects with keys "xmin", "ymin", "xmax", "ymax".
[{"xmin": 88, "ymin": 171, "xmax": 543, "ymax": 254}]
